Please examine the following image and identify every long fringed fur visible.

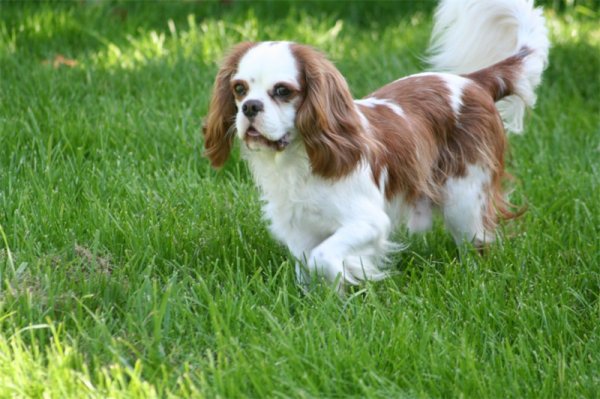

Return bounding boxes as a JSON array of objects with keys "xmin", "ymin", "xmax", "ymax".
[{"xmin": 428, "ymin": 0, "xmax": 549, "ymax": 133}]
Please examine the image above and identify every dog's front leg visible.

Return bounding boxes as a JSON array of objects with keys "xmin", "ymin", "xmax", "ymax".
[{"xmin": 306, "ymin": 216, "xmax": 391, "ymax": 290}]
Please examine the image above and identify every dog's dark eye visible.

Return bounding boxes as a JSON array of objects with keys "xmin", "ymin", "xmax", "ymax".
[
  {"xmin": 234, "ymin": 84, "xmax": 246, "ymax": 96},
  {"xmin": 274, "ymin": 85, "xmax": 291, "ymax": 97}
]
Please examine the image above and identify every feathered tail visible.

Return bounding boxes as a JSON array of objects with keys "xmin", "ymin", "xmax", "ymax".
[{"xmin": 427, "ymin": 0, "xmax": 549, "ymax": 133}]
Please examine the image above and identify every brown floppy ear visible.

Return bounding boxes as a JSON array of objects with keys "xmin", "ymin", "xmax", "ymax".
[
  {"xmin": 292, "ymin": 44, "xmax": 364, "ymax": 179},
  {"xmin": 203, "ymin": 42, "xmax": 255, "ymax": 168}
]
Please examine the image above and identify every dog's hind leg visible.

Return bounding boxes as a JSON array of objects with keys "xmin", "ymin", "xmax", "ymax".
[{"xmin": 441, "ymin": 164, "xmax": 496, "ymax": 247}]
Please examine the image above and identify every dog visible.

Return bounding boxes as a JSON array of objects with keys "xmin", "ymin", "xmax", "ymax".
[{"xmin": 203, "ymin": 0, "xmax": 549, "ymax": 290}]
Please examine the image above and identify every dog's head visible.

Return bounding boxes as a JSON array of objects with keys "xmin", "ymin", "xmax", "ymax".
[{"xmin": 203, "ymin": 41, "xmax": 364, "ymax": 178}]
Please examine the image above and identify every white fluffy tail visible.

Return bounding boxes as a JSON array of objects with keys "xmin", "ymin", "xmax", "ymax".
[{"xmin": 427, "ymin": 0, "xmax": 550, "ymax": 133}]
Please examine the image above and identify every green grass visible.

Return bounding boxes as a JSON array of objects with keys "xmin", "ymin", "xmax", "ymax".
[{"xmin": 0, "ymin": 1, "xmax": 598, "ymax": 397}]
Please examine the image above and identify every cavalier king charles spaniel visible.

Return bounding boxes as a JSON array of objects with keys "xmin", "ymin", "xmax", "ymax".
[{"xmin": 203, "ymin": 0, "xmax": 549, "ymax": 291}]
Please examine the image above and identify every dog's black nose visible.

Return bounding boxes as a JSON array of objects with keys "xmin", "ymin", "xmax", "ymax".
[{"xmin": 242, "ymin": 100, "xmax": 264, "ymax": 118}]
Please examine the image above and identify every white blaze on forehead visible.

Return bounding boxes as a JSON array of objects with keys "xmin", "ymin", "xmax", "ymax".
[
  {"xmin": 233, "ymin": 41, "xmax": 300, "ymax": 143},
  {"xmin": 234, "ymin": 42, "xmax": 299, "ymax": 87}
]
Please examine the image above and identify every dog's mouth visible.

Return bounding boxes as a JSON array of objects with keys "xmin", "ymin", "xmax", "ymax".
[{"xmin": 244, "ymin": 126, "xmax": 291, "ymax": 151}]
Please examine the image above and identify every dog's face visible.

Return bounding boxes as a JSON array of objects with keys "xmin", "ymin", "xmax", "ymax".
[
  {"xmin": 232, "ymin": 42, "xmax": 301, "ymax": 152},
  {"xmin": 203, "ymin": 41, "xmax": 365, "ymax": 178}
]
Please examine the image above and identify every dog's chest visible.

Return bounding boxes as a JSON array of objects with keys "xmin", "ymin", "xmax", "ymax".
[
  {"xmin": 247, "ymin": 152, "xmax": 339, "ymax": 246},
  {"xmin": 261, "ymin": 166, "xmax": 334, "ymax": 233}
]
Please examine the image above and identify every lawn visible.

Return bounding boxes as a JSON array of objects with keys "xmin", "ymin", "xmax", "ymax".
[{"xmin": 0, "ymin": 1, "xmax": 598, "ymax": 397}]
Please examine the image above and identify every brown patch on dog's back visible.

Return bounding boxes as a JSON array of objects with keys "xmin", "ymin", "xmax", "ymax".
[
  {"xmin": 363, "ymin": 75, "xmax": 459, "ymax": 203},
  {"xmin": 361, "ymin": 71, "xmax": 521, "ymax": 229}
]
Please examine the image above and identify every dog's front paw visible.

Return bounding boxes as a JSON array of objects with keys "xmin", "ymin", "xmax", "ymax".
[{"xmin": 307, "ymin": 250, "xmax": 358, "ymax": 290}]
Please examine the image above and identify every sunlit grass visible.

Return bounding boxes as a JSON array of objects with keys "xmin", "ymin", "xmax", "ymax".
[{"xmin": 0, "ymin": 2, "xmax": 598, "ymax": 398}]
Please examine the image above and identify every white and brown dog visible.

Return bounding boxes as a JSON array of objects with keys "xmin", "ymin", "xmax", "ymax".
[{"xmin": 203, "ymin": 0, "xmax": 549, "ymax": 290}]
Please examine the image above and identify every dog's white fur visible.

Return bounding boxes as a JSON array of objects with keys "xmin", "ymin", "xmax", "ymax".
[{"xmin": 203, "ymin": 0, "xmax": 549, "ymax": 291}]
